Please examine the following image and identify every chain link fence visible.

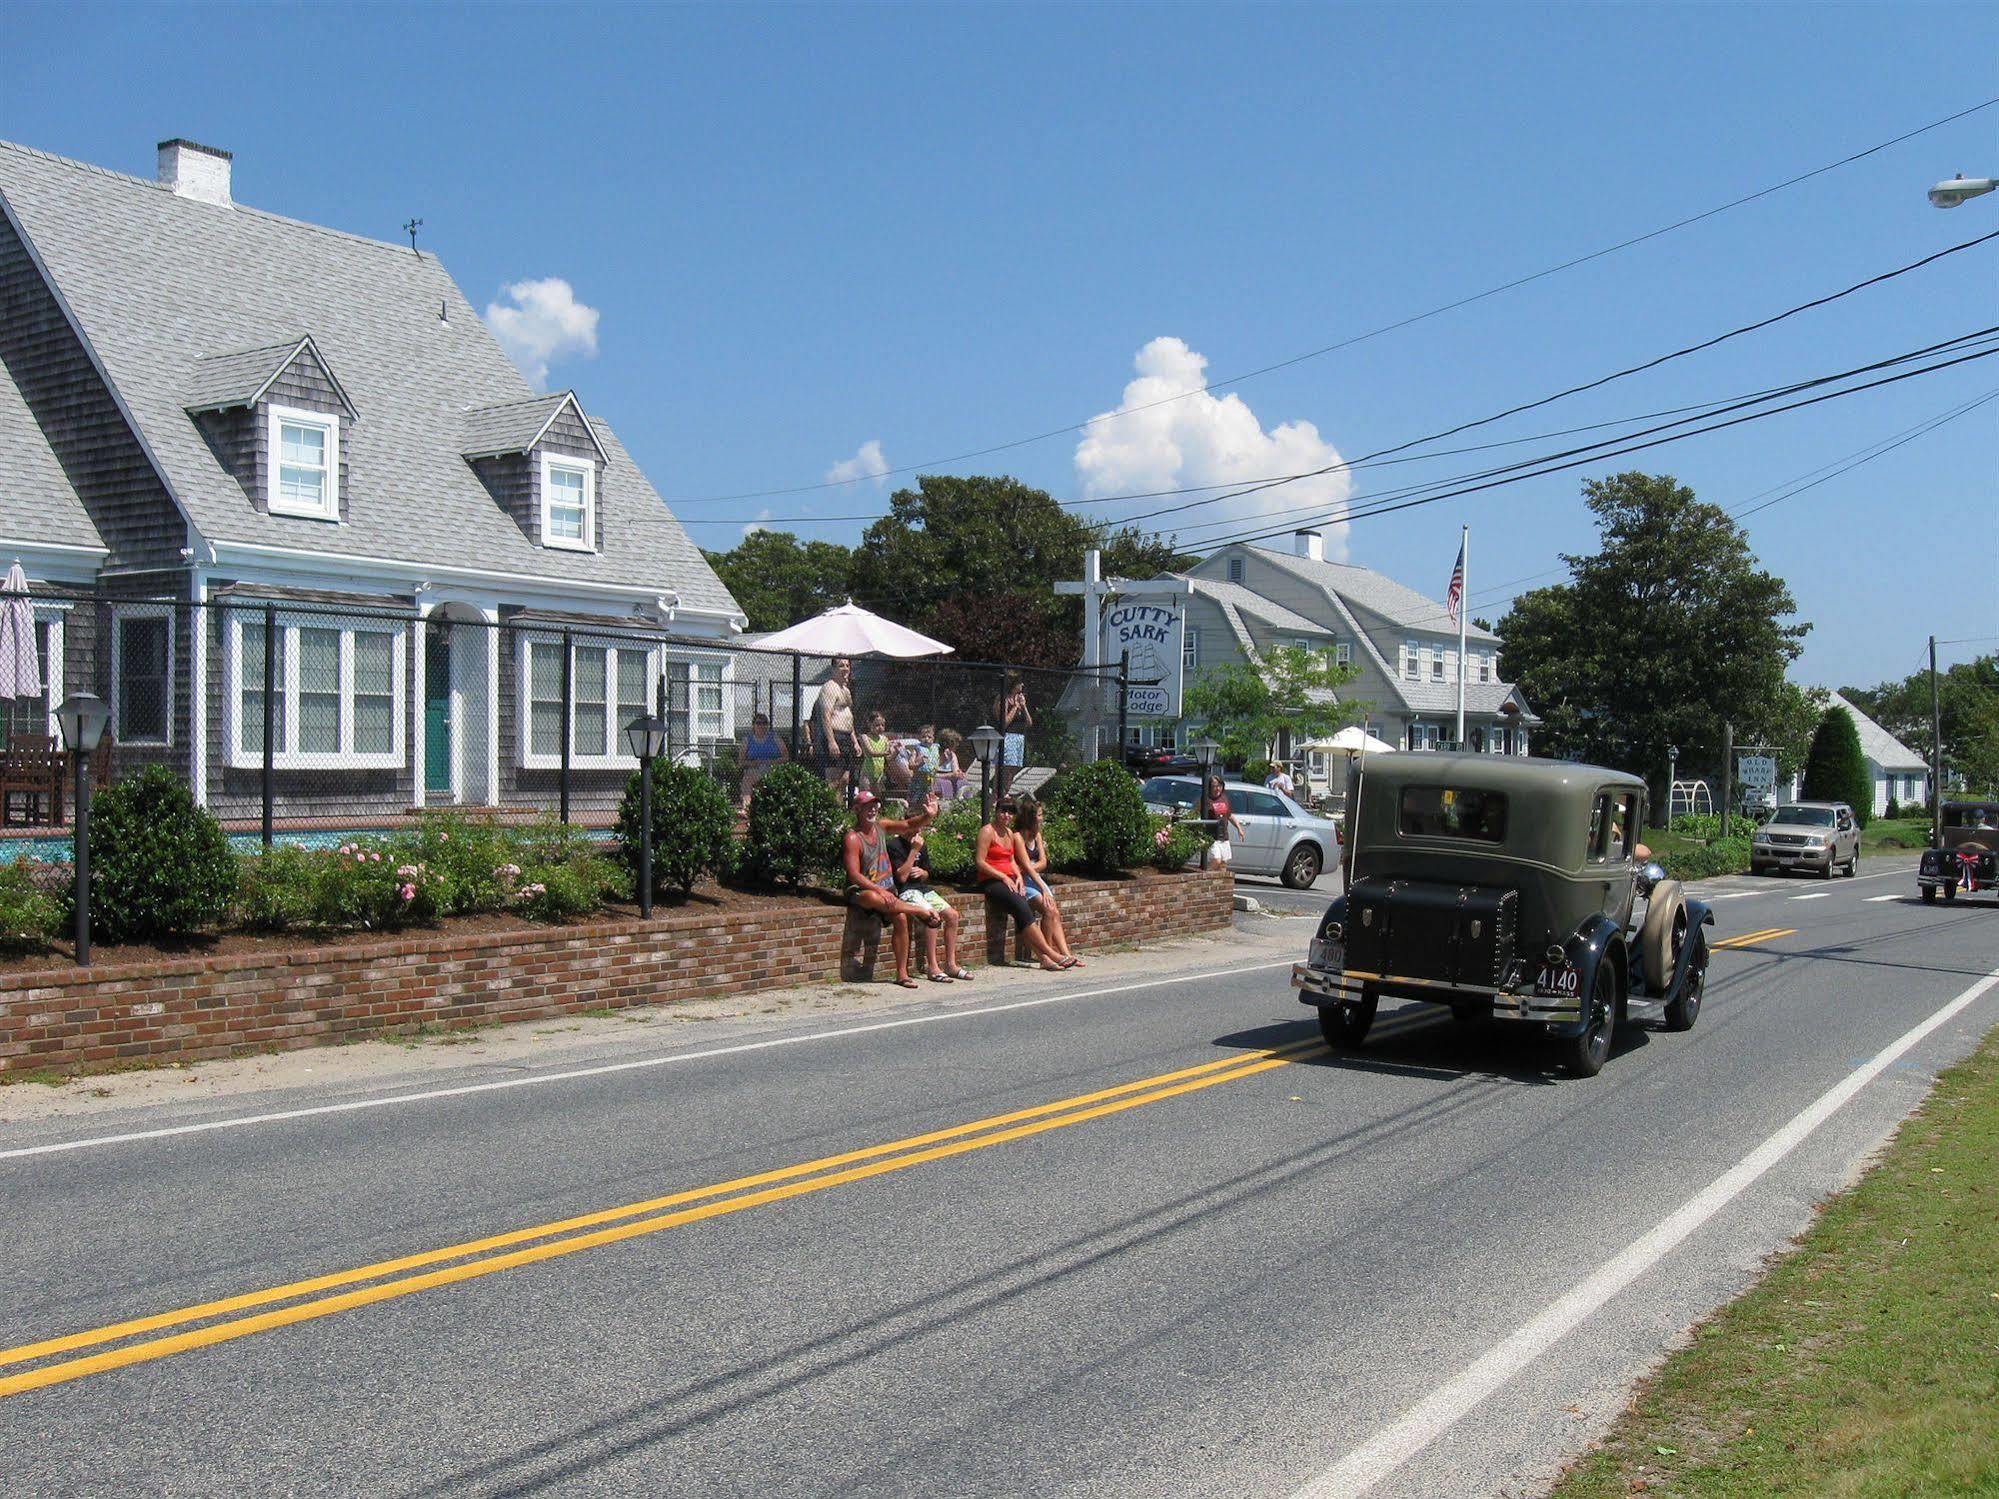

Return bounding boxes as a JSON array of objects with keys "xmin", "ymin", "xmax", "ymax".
[{"xmin": 0, "ymin": 588, "xmax": 1127, "ymax": 852}]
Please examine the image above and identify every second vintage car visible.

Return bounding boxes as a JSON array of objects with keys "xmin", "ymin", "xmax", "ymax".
[
  {"xmin": 1292, "ymin": 753, "xmax": 1713, "ymax": 1076},
  {"xmin": 1917, "ymin": 801, "xmax": 1999, "ymax": 904}
]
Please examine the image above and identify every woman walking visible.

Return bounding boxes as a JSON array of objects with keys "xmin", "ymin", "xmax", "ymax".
[
  {"xmin": 1203, "ymin": 774, "xmax": 1244, "ymax": 871},
  {"xmin": 1013, "ymin": 799, "xmax": 1079, "ymax": 966},
  {"xmin": 975, "ymin": 799, "xmax": 1069, "ymax": 971}
]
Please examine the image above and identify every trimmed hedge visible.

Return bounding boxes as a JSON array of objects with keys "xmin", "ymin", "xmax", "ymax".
[
  {"xmin": 90, "ymin": 765, "xmax": 237, "ymax": 942},
  {"xmin": 1802, "ymin": 706, "xmax": 1872, "ymax": 826},
  {"xmin": 615, "ymin": 762, "xmax": 735, "ymax": 897},
  {"xmin": 738, "ymin": 764, "xmax": 845, "ymax": 888}
]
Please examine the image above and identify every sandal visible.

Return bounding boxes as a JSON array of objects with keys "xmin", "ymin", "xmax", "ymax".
[
  {"xmin": 894, "ymin": 977, "xmax": 921, "ymax": 989},
  {"xmin": 950, "ymin": 969, "xmax": 974, "ymax": 981},
  {"xmin": 925, "ymin": 970, "xmax": 955, "ymax": 983},
  {"xmin": 1059, "ymin": 956, "xmax": 1082, "ymax": 969}
]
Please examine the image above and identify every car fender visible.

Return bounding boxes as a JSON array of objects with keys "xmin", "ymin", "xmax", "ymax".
[
  {"xmin": 1314, "ymin": 894, "xmax": 1347, "ymax": 943},
  {"xmin": 1658, "ymin": 902, "xmax": 1714, "ymax": 1008},
  {"xmin": 1542, "ymin": 913, "xmax": 1625, "ymax": 1039}
]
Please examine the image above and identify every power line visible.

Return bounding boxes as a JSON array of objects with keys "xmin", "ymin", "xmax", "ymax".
[{"xmin": 664, "ymin": 96, "xmax": 1999, "ymax": 507}]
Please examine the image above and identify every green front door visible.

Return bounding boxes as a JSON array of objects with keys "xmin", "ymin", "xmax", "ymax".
[{"xmin": 424, "ymin": 634, "xmax": 451, "ymax": 795}]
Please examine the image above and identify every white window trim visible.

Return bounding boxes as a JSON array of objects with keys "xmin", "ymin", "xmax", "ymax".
[
  {"xmin": 266, "ymin": 404, "xmax": 341, "ymax": 522},
  {"xmin": 1334, "ymin": 640, "xmax": 1353, "ymax": 668},
  {"xmin": 1183, "ymin": 627, "xmax": 1200, "ymax": 672},
  {"xmin": 664, "ymin": 650, "xmax": 736, "ymax": 747},
  {"xmin": 516, "ymin": 633, "xmax": 665, "ymax": 770},
  {"xmin": 224, "ymin": 613, "xmax": 407, "ymax": 770},
  {"xmin": 110, "ymin": 603, "xmax": 174, "ymax": 747},
  {"xmin": 539, "ymin": 453, "xmax": 598, "ymax": 552}
]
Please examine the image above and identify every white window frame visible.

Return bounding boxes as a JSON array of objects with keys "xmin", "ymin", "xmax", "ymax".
[
  {"xmin": 266, "ymin": 404, "xmax": 341, "ymax": 521},
  {"xmin": 1334, "ymin": 640, "xmax": 1353, "ymax": 668},
  {"xmin": 225, "ymin": 613, "xmax": 407, "ymax": 770},
  {"xmin": 665, "ymin": 653, "xmax": 733, "ymax": 748},
  {"xmin": 1402, "ymin": 640, "xmax": 1419, "ymax": 681},
  {"xmin": 1431, "ymin": 647, "xmax": 1447, "ymax": 681},
  {"xmin": 1183, "ymin": 627, "xmax": 1199, "ymax": 673},
  {"xmin": 515, "ymin": 633, "xmax": 663, "ymax": 770},
  {"xmin": 110, "ymin": 604, "xmax": 175, "ymax": 747},
  {"xmin": 539, "ymin": 453, "xmax": 597, "ymax": 552}
]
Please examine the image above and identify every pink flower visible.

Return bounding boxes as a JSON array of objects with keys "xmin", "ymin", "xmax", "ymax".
[
  {"xmin": 520, "ymin": 882, "xmax": 546, "ymax": 898},
  {"xmin": 396, "ymin": 865, "xmax": 421, "ymax": 880},
  {"xmin": 439, "ymin": 832, "xmax": 450, "ymax": 842},
  {"xmin": 399, "ymin": 883, "xmax": 416, "ymax": 902},
  {"xmin": 371, "ymin": 852, "xmax": 383, "ymax": 863}
]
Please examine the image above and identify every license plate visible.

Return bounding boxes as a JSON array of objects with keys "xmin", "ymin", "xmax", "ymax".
[
  {"xmin": 1308, "ymin": 937, "xmax": 1343, "ymax": 970},
  {"xmin": 1534, "ymin": 961, "xmax": 1581, "ymax": 999}
]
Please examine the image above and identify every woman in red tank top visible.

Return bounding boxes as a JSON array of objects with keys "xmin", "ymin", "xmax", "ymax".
[{"xmin": 976, "ymin": 799, "xmax": 1069, "ymax": 970}]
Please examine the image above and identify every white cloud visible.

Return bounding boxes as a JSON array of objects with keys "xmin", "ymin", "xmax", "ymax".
[
  {"xmin": 1074, "ymin": 337, "xmax": 1351, "ymax": 558},
  {"xmin": 825, "ymin": 439, "xmax": 890, "ymax": 487},
  {"xmin": 485, "ymin": 277, "xmax": 601, "ymax": 388},
  {"xmin": 742, "ymin": 508, "xmax": 772, "ymax": 538}
]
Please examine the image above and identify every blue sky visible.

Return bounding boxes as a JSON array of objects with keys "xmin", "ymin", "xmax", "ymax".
[{"xmin": 5, "ymin": 1, "xmax": 1995, "ymax": 689}]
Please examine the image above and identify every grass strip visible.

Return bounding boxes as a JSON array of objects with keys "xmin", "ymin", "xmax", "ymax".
[{"xmin": 1548, "ymin": 1025, "xmax": 1999, "ymax": 1497}]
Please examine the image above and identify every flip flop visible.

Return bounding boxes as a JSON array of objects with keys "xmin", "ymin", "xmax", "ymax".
[
  {"xmin": 950, "ymin": 969, "xmax": 974, "ymax": 981},
  {"xmin": 926, "ymin": 971, "xmax": 955, "ymax": 983},
  {"xmin": 894, "ymin": 977, "xmax": 921, "ymax": 989}
]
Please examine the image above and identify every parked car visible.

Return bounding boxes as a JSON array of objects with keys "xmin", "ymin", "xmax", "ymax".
[
  {"xmin": 1917, "ymin": 800, "xmax": 1999, "ymax": 904},
  {"xmin": 1290, "ymin": 753, "xmax": 1712, "ymax": 1077},
  {"xmin": 1750, "ymin": 801, "xmax": 1860, "ymax": 879},
  {"xmin": 1139, "ymin": 775, "xmax": 1340, "ymax": 888},
  {"xmin": 1125, "ymin": 745, "xmax": 1203, "ymax": 779}
]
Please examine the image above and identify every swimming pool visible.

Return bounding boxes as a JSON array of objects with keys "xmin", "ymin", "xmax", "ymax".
[{"xmin": 2, "ymin": 829, "xmax": 442, "ymax": 865}]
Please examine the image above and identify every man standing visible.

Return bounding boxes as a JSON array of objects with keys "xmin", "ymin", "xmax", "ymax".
[
  {"xmin": 1266, "ymin": 762, "xmax": 1296, "ymax": 798},
  {"xmin": 816, "ymin": 656, "xmax": 861, "ymax": 796}
]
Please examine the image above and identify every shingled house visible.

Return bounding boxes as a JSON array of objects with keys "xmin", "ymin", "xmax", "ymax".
[{"xmin": 0, "ymin": 136, "xmax": 742, "ymax": 825}]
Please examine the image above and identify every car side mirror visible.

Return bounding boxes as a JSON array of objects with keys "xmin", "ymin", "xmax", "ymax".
[{"xmin": 1635, "ymin": 862, "xmax": 1667, "ymax": 895}]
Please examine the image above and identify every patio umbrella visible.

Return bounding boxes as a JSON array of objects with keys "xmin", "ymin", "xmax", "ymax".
[
  {"xmin": 1323, "ymin": 725, "xmax": 1394, "ymax": 755},
  {"xmin": 0, "ymin": 563, "xmax": 39, "ymax": 700},
  {"xmin": 753, "ymin": 600, "xmax": 953, "ymax": 659}
]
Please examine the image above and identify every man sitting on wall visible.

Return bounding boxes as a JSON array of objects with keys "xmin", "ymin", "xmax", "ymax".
[{"xmin": 842, "ymin": 790, "xmax": 942, "ymax": 989}]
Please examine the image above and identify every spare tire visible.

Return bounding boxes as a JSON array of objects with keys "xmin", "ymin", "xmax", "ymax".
[{"xmin": 1639, "ymin": 878, "xmax": 1688, "ymax": 994}]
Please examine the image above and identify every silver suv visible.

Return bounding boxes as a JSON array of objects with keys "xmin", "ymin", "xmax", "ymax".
[
  {"xmin": 1139, "ymin": 775, "xmax": 1341, "ymax": 888},
  {"xmin": 1751, "ymin": 801, "xmax": 1860, "ymax": 879}
]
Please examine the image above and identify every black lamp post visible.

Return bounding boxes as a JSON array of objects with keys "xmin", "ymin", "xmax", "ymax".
[
  {"xmin": 56, "ymin": 693, "xmax": 110, "ymax": 966},
  {"xmin": 1191, "ymin": 734, "xmax": 1219, "ymax": 776},
  {"xmin": 625, "ymin": 712, "xmax": 669, "ymax": 919},
  {"xmin": 969, "ymin": 723, "xmax": 1003, "ymax": 824}
]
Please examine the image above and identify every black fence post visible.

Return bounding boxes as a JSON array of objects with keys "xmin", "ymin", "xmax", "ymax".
[
  {"xmin": 559, "ymin": 628, "xmax": 573, "ymax": 824},
  {"xmin": 1116, "ymin": 648, "xmax": 1130, "ymax": 764},
  {"xmin": 790, "ymin": 653, "xmax": 803, "ymax": 760},
  {"xmin": 261, "ymin": 602, "xmax": 275, "ymax": 847}
]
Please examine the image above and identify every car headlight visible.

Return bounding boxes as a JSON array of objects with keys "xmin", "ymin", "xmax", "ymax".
[{"xmin": 1803, "ymin": 836, "xmax": 1826, "ymax": 848}]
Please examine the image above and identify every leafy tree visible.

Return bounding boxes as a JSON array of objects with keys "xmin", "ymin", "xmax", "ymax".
[
  {"xmin": 1843, "ymin": 654, "xmax": 1999, "ymax": 798},
  {"xmin": 1496, "ymin": 472, "xmax": 1808, "ymax": 792},
  {"xmin": 1801, "ymin": 705, "xmax": 1872, "ymax": 824},
  {"xmin": 921, "ymin": 590, "xmax": 1077, "ymax": 673},
  {"xmin": 701, "ymin": 530, "xmax": 855, "ymax": 633},
  {"xmin": 1181, "ymin": 646, "xmax": 1361, "ymax": 766}
]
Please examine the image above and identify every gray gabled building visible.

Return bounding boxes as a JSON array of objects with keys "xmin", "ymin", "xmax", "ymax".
[{"xmin": 0, "ymin": 135, "xmax": 743, "ymax": 821}]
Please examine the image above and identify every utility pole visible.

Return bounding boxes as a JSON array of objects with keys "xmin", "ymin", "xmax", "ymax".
[
  {"xmin": 1720, "ymin": 720, "xmax": 1734, "ymax": 840},
  {"xmin": 1930, "ymin": 634, "xmax": 1944, "ymax": 846}
]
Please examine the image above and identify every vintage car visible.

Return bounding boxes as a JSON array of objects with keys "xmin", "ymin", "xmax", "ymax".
[
  {"xmin": 1292, "ymin": 753, "xmax": 1713, "ymax": 1077},
  {"xmin": 1917, "ymin": 801, "xmax": 1999, "ymax": 903}
]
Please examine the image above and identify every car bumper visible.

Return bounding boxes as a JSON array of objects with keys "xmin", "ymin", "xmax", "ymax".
[
  {"xmin": 1753, "ymin": 848, "xmax": 1833, "ymax": 870},
  {"xmin": 1290, "ymin": 963, "xmax": 1582, "ymax": 1024}
]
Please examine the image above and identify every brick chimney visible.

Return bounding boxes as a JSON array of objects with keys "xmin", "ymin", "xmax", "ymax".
[
  {"xmin": 156, "ymin": 139, "xmax": 232, "ymax": 206},
  {"xmin": 1295, "ymin": 528, "xmax": 1324, "ymax": 563}
]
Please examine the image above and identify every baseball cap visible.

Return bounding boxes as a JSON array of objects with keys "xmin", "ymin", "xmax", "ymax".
[{"xmin": 853, "ymin": 790, "xmax": 879, "ymax": 807}]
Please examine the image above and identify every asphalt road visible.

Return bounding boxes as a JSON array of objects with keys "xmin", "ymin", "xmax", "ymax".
[{"xmin": 3, "ymin": 856, "xmax": 1995, "ymax": 1498}]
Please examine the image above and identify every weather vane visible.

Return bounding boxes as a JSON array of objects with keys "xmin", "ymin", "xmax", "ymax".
[{"xmin": 403, "ymin": 217, "xmax": 423, "ymax": 255}]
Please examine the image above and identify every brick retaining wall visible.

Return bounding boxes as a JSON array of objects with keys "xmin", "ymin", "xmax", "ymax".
[{"xmin": 0, "ymin": 867, "xmax": 1235, "ymax": 1078}]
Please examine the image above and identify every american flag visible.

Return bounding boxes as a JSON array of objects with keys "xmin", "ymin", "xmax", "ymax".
[{"xmin": 1445, "ymin": 536, "xmax": 1465, "ymax": 626}]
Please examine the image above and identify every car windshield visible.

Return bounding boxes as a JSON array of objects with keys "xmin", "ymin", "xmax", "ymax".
[
  {"xmin": 1774, "ymin": 806, "xmax": 1836, "ymax": 827},
  {"xmin": 1398, "ymin": 785, "xmax": 1508, "ymax": 842},
  {"xmin": 1142, "ymin": 780, "xmax": 1199, "ymax": 810}
]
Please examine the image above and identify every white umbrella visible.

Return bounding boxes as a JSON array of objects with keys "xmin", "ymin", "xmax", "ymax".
[
  {"xmin": 1322, "ymin": 725, "xmax": 1395, "ymax": 755},
  {"xmin": 0, "ymin": 563, "xmax": 39, "ymax": 700},
  {"xmin": 753, "ymin": 601, "xmax": 953, "ymax": 659}
]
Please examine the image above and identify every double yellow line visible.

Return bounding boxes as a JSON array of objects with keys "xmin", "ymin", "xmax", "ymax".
[
  {"xmin": 1711, "ymin": 927, "xmax": 1796, "ymax": 951},
  {"xmin": 3, "ymin": 1021, "xmax": 1442, "ymax": 1400}
]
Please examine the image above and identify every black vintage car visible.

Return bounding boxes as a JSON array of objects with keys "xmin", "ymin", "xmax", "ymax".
[
  {"xmin": 1292, "ymin": 753, "xmax": 1713, "ymax": 1077},
  {"xmin": 1917, "ymin": 801, "xmax": 1999, "ymax": 904}
]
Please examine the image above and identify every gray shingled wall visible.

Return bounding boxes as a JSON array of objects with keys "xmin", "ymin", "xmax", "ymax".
[{"xmin": 254, "ymin": 350, "xmax": 354, "ymax": 522}]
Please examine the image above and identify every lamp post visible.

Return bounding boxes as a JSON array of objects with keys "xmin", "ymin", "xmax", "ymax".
[
  {"xmin": 969, "ymin": 723, "xmax": 1003, "ymax": 824},
  {"xmin": 56, "ymin": 694, "xmax": 110, "ymax": 967},
  {"xmin": 1667, "ymin": 744, "xmax": 1679, "ymax": 816},
  {"xmin": 1191, "ymin": 735, "xmax": 1219, "ymax": 777},
  {"xmin": 624, "ymin": 712, "xmax": 669, "ymax": 919}
]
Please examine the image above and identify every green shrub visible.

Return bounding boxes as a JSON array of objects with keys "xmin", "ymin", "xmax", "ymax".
[
  {"xmin": 1242, "ymin": 758, "xmax": 1274, "ymax": 787},
  {"xmin": 738, "ymin": 763, "xmax": 845, "ymax": 887},
  {"xmin": 1669, "ymin": 812, "xmax": 1727, "ymax": 840},
  {"xmin": 1658, "ymin": 835, "xmax": 1753, "ymax": 882},
  {"xmin": 1051, "ymin": 760, "xmax": 1152, "ymax": 876},
  {"xmin": 395, "ymin": 812, "xmax": 517, "ymax": 916},
  {"xmin": 514, "ymin": 858, "xmax": 618, "ymax": 921},
  {"xmin": 236, "ymin": 845, "xmax": 318, "ymax": 932},
  {"xmin": 1802, "ymin": 707, "xmax": 1872, "ymax": 826},
  {"xmin": 1884, "ymin": 796, "xmax": 1900, "ymax": 820},
  {"xmin": 917, "ymin": 802, "xmax": 984, "ymax": 884},
  {"xmin": 614, "ymin": 762, "xmax": 734, "ymax": 896},
  {"xmin": 239, "ymin": 841, "xmax": 442, "ymax": 932},
  {"xmin": 1038, "ymin": 807, "xmax": 1085, "ymax": 874},
  {"xmin": 89, "ymin": 765, "xmax": 236, "ymax": 942},
  {"xmin": 0, "ymin": 860, "xmax": 64, "ymax": 948},
  {"xmin": 1146, "ymin": 814, "xmax": 1211, "ymax": 872}
]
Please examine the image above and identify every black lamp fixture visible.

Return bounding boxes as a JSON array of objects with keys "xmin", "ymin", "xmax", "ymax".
[
  {"xmin": 56, "ymin": 694, "xmax": 110, "ymax": 966},
  {"xmin": 969, "ymin": 723, "xmax": 1003, "ymax": 823},
  {"xmin": 1190, "ymin": 734, "xmax": 1220, "ymax": 774},
  {"xmin": 625, "ymin": 712, "xmax": 668, "ymax": 919}
]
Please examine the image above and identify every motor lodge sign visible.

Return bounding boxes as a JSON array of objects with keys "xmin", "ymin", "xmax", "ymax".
[{"xmin": 1105, "ymin": 602, "xmax": 1184, "ymax": 721}]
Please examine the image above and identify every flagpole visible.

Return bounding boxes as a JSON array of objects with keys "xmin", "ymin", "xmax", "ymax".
[{"xmin": 1454, "ymin": 524, "xmax": 1468, "ymax": 749}]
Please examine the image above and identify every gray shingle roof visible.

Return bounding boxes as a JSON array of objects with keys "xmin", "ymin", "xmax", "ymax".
[
  {"xmin": 1827, "ymin": 691, "xmax": 1926, "ymax": 771},
  {"xmin": 462, "ymin": 391, "xmax": 606, "ymax": 461},
  {"xmin": 1245, "ymin": 543, "xmax": 1501, "ymax": 641},
  {"xmin": 183, "ymin": 336, "xmax": 357, "ymax": 417},
  {"xmin": 1188, "ymin": 577, "xmax": 1330, "ymax": 637},
  {"xmin": 0, "ymin": 138, "xmax": 734, "ymax": 612},
  {"xmin": 0, "ymin": 355, "xmax": 101, "ymax": 554},
  {"xmin": 1394, "ymin": 679, "xmax": 1541, "ymax": 723}
]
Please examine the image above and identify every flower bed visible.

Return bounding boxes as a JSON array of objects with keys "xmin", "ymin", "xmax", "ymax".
[{"xmin": 0, "ymin": 866, "xmax": 1234, "ymax": 1080}]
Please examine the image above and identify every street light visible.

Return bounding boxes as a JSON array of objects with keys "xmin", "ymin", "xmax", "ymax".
[
  {"xmin": 1928, "ymin": 174, "xmax": 1997, "ymax": 209},
  {"xmin": 624, "ymin": 712, "xmax": 669, "ymax": 919},
  {"xmin": 969, "ymin": 723, "xmax": 1003, "ymax": 823},
  {"xmin": 1190, "ymin": 735, "xmax": 1219, "ymax": 775},
  {"xmin": 56, "ymin": 694, "xmax": 110, "ymax": 967}
]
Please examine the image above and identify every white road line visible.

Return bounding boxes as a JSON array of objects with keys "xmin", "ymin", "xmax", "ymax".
[
  {"xmin": 1289, "ymin": 962, "xmax": 1999, "ymax": 1499},
  {"xmin": 1707, "ymin": 891, "xmax": 1762, "ymax": 900},
  {"xmin": 0, "ymin": 959, "xmax": 1297, "ymax": 1163},
  {"xmin": 1789, "ymin": 892, "xmax": 1833, "ymax": 901},
  {"xmin": 1866, "ymin": 894, "xmax": 1902, "ymax": 903}
]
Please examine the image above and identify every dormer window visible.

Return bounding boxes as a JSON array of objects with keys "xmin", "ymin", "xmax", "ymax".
[
  {"xmin": 268, "ymin": 405, "xmax": 339, "ymax": 520},
  {"xmin": 541, "ymin": 453, "xmax": 596, "ymax": 551}
]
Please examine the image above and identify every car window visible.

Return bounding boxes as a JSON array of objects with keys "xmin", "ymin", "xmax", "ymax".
[
  {"xmin": 1236, "ymin": 790, "xmax": 1285, "ymax": 818},
  {"xmin": 1144, "ymin": 780, "xmax": 1198, "ymax": 810},
  {"xmin": 1399, "ymin": 785, "xmax": 1508, "ymax": 841},
  {"xmin": 1774, "ymin": 806, "xmax": 1835, "ymax": 827},
  {"xmin": 1587, "ymin": 796, "xmax": 1607, "ymax": 860}
]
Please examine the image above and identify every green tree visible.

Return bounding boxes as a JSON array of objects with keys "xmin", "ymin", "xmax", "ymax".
[
  {"xmin": 701, "ymin": 530, "xmax": 855, "ymax": 633},
  {"xmin": 848, "ymin": 475, "xmax": 1194, "ymax": 662},
  {"xmin": 1801, "ymin": 705, "xmax": 1872, "ymax": 824},
  {"xmin": 1843, "ymin": 654, "xmax": 1999, "ymax": 799},
  {"xmin": 1496, "ymin": 472, "xmax": 1808, "ymax": 791},
  {"xmin": 1182, "ymin": 647, "xmax": 1361, "ymax": 766}
]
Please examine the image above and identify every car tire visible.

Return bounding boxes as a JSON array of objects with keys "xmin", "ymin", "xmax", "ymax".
[
  {"xmin": 1638, "ymin": 879, "xmax": 1687, "ymax": 993},
  {"xmin": 1317, "ymin": 990, "xmax": 1377, "ymax": 1050},
  {"xmin": 1662, "ymin": 945, "xmax": 1705, "ymax": 1032},
  {"xmin": 1921, "ymin": 885, "xmax": 1938, "ymax": 904},
  {"xmin": 1559, "ymin": 964, "xmax": 1616, "ymax": 1078},
  {"xmin": 1281, "ymin": 843, "xmax": 1322, "ymax": 889},
  {"xmin": 1845, "ymin": 847, "xmax": 1859, "ymax": 877}
]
